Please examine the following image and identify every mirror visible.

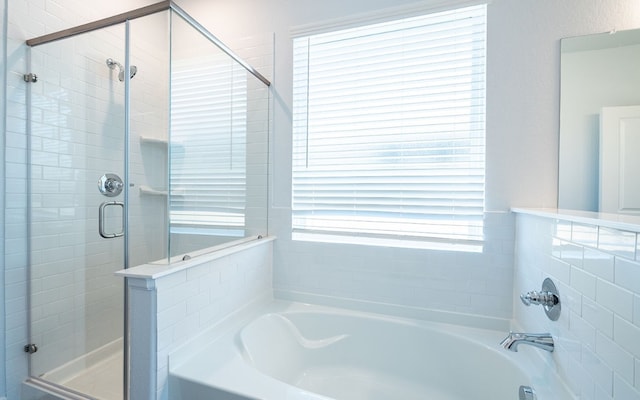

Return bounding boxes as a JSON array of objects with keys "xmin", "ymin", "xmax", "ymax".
[{"xmin": 558, "ymin": 28, "xmax": 640, "ymax": 213}]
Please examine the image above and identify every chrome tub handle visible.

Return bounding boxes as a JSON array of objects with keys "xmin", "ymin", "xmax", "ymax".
[{"xmin": 99, "ymin": 201, "xmax": 124, "ymax": 238}]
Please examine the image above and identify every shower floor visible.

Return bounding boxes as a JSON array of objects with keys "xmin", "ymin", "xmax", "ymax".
[
  {"xmin": 61, "ymin": 349, "xmax": 123, "ymax": 400},
  {"xmin": 40, "ymin": 339, "xmax": 124, "ymax": 400}
]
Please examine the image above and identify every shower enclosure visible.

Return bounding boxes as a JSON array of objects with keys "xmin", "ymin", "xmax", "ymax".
[{"xmin": 24, "ymin": 2, "xmax": 270, "ymax": 399}]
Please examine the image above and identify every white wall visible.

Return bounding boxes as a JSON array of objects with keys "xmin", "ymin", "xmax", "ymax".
[{"xmin": 514, "ymin": 212, "xmax": 640, "ymax": 399}]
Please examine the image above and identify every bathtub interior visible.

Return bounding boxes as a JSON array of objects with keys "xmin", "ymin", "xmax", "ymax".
[
  {"xmin": 169, "ymin": 301, "xmax": 576, "ymax": 400},
  {"xmin": 239, "ymin": 312, "xmax": 528, "ymax": 400}
]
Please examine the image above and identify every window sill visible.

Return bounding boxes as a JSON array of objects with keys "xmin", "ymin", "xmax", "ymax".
[{"xmin": 292, "ymin": 231, "xmax": 483, "ymax": 253}]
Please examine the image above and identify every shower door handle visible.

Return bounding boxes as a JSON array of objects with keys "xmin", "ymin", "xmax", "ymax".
[{"xmin": 99, "ymin": 201, "xmax": 124, "ymax": 238}]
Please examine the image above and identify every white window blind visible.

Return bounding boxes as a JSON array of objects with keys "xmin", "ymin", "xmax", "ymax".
[
  {"xmin": 170, "ymin": 55, "xmax": 247, "ymax": 234},
  {"xmin": 292, "ymin": 4, "xmax": 486, "ymax": 245}
]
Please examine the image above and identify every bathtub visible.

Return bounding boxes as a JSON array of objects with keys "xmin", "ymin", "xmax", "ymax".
[{"xmin": 169, "ymin": 301, "xmax": 574, "ymax": 400}]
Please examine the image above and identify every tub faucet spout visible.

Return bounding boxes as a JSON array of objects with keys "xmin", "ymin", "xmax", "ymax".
[{"xmin": 500, "ymin": 332, "xmax": 554, "ymax": 352}]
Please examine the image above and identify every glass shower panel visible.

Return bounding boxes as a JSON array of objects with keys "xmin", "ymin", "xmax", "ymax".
[
  {"xmin": 168, "ymin": 12, "xmax": 270, "ymax": 259},
  {"xmin": 28, "ymin": 24, "xmax": 126, "ymax": 399},
  {"xmin": 128, "ymin": 11, "xmax": 170, "ymax": 268}
]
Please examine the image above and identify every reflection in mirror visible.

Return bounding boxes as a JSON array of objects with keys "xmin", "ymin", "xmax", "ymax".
[{"xmin": 558, "ymin": 28, "xmax": 640, "ymax": 213}]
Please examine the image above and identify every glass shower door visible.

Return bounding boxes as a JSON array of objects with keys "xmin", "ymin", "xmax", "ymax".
[{"xmin": 28, "ymin": 24, "xmax": 127, "ymax": 400}]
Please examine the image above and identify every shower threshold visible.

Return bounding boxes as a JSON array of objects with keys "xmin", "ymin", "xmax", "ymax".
[{"xmin": 37, "ymin": 338, "xmax": 123, "ymax": 400}]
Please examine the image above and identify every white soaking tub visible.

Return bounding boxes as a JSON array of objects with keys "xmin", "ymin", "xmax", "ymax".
[{"xmin": 169, "ymin": 301, "xmax": 574, "ymax": 400}]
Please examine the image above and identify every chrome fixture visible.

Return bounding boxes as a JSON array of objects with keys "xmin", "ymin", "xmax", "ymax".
[
  {"xmin": 519, "ymin": 385, "xmax": 537, "ymax": 400},
  {"xmin": 106, "ymin": 58, "xmax": 137, "ymax": 81},
  {"xmin": 23, "ymin": 73, "xmax": 38, "ymax": 83},
  {"xmin": 521, "ymin": 277, "xmax": 561, "ymax": 321},
  {"xmin": 98, "ymin": 173, "xmax": 124, "ymax": 197},
  {"xmin": 98, "ymin": 201, "xmax": 124, "ymax": 238},
  {"xmin": 98, "ymin": 173, "xmax": 125, "ymax": 239},
  {"xmin": 24, "ymin": 343, "xmax": 38, "ymax": 354},
  {"xmin": 500, "ymin": 332, "xmax": 554, "ymax": 352}
]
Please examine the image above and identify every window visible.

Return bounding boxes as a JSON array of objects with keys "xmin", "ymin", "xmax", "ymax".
[{"xmin": 291, "ymin": 4, "xmax": 486, "ymax": 248}]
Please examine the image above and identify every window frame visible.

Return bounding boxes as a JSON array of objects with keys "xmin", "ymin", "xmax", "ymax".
[{"xmin": 290, "ymin": 2, "xmax": 488, "ymax": 250}]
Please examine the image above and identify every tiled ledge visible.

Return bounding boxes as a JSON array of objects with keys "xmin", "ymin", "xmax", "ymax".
[
  {"xmin": 512, "ymin": 208, "xmax": 640, "ymax": 233},
  {"xmin": 115, "ymin": 235, "xmax": 276, "ymax": 281}
]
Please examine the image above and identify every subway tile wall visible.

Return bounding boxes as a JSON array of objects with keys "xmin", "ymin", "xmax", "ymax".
[
  {"xmin": 28, "ymin": 24, "xmax": 127, "ymax": 377},
  {"xmin": 27, "ymin": 18, "xmax": 171, "ymax": 377},
  {"xmin": 5, "ymin": 0, "xmax": 273, "ymax": 395},
  {"xmin": 127, "ymin": 240, "xmax": 273, "ymax": 400},
  {"xmin": 514, "ymin": 213, "xmax": 640, "ymax": 400},
  {"xmin": 272, "ymin": 210, "xmax": 516, "ymax": 321},
  {"xmin": 5, "ymin": 0, "xmax": 171, "ymax": 396}
]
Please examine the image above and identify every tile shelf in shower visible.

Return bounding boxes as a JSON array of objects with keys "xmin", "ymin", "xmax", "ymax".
[
  {"xmin": 140, "ymin": 136, "xmax": 168, "ymax": 145},
  {"xmin": 139, "ymin": 185, "xmax": 168, "ymax": 196}
]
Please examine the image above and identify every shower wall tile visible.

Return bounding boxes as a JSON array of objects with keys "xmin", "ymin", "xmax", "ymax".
[
  {"xmin": 572, "ymin": 223, "xmax": 599, "ymax": 248},
  {"xmin": 514, "ymin": 212, "xmax": 640, "ymax": 400},
  {"xmin": 598, "ymin": 227, "xmax": 637, "ymax": 260},
  {"xmin": 614, "ymin": 257, "xmax": 640, "ymax": 294},
  {"xmin": 5, "ymin": 0, "xmax": 169, "ymax": 397},
  {"xmin": 583, "ymin": 248, "xmax": 615, "ymax": 281}
]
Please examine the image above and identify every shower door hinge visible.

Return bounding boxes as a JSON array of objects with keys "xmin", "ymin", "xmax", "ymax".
[
  {"xmin": 23, "ymin": 73, "xmax": 38, "ymax": 83},
  {"xmin": 24, "ymin": 343, "xmax": 38, "ymax": 354}
]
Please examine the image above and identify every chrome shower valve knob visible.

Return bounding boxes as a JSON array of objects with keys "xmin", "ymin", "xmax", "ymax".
[
  {"xmin": 520, "ymin": 278, "xmax": 561, "ymax": 321},
  {"xmin": 520, "ymin": 290, "xmax": 558, "ymax": 307},
  {"xmin": 98, "ymin": 173, "xmax": 124, "ymax": 197}
]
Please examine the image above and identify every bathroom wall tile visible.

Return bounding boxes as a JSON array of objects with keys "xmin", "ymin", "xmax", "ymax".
[
  {"xmin": 573, "ymin": 360, "xmax": 596, "ymax": 400},
  {"xmin": 634, "ymin": 295, "xmax": 640, "ymax": 327},
  {"xmin": 635, "ymin": 359, "xmax": 640, "ymax": 391},
  {"xmin": 555, "ymin": 220, "xmax": 572, "ymax": 241},
  {"xmin": 557, "ymin": 280, "xmax": 580, "ymax": 329},
  {"xmin": 572, "ymin": 223, "xmax": 599, "ymax": 248},
  {"xmin": 583, "ymin": 248, "xmax": 615, "ymax": 282},
  {"xmin": 560, "ymin": 242, "xmax": 584, "ymax": 267},
  {"xmin": 614, "ymin": 257, "xmax": 640, "ymax": 294},
  {"xmin": 613, "ymin": 315, "xmax": 640, "ymax": 359},
  {"xmin": 596, "ymin": 279, "xmax": 634, "ymax": 321},
  {"xmin": 582, "ymin": 298, "xmax": 613, "ymax": 338},
  {"xmin": 556, "ymin": 337, "xmax": 585, "ymax": 394},
  {"xmin": 151, "ymin": 241, "xmax": 273, "ymax": 398},
  {"xmin": 571, "ymin": 265, "xmax": 596, "ymax": 300},
  {"xmin": 545, "ymin": 256, "xmax": 571, "ymax": 283},
  {"xmin": 583, "ymin": 346, "xmax": 614, "ymax": 396},
  {"xmin": 570, "ymin": 310, "xmax": 596, "ymax": 350},
  {"xmin": 595, "ymin": 332, "xmax": 635, "ymax": 384},
  {"xmin": 614, "ymin": 373, "xmax": 640, "ymax": 400},
  {"xmin": 598, "ymin": 227, "xmax": 637, "ymax": 260},
  {"xmin": 594, "ymin": 384, "xmax": 613, "ymax": 400},
  {"xmin": 157, "ymin": 302, "xmax": 187, "ymax": 333},
  {"xmin": 552, "ymin": 237, "xmax": 564, "ymax": 259}
]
